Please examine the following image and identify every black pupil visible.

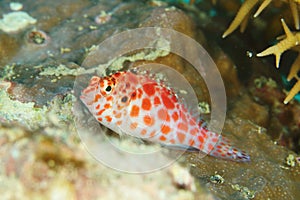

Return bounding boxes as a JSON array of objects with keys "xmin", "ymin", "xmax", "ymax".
[
  {"xmin": 105, "ymin": 86, "xmax": 111, "ymax": 92},
  {"xmin": 121, "ymin": 96, "xmax": 128, "ymax": 103}
]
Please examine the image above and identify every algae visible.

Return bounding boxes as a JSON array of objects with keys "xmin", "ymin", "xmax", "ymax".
[
  {"xmin": 0, "ymin": 85, "xmax": 48, "ymax": 130},
  {"xmin": 0, "ymin": 11, "xmax": 36, "ymax": 33}
]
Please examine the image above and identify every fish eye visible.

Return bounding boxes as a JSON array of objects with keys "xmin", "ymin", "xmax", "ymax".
[{"xmin": 105, "ymin": 86, "xmax": 112, "ymax": 92}]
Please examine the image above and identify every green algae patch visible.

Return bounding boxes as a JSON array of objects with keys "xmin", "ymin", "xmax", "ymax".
[
  {"xmin": 81, "ymin": 37, "xmax": 171, "ymax": 76},
  {"xmin": 1, "ymin": 64, "xmax": 16, "ymax": 80},
  {"xmin": 0, "ymin": 82, "xmax": 75, "ymax": 131},
  {"xmin": 254, "ymin": 76, "xmax": 277, "ymax": 89},
  {"xmin": 0, "ymin": 87, "xmax": 48, "ymax": 130},
  {"xmin": 286, "ymin": 154, "xmax": 297, "ymax": 167},
  {"xmin": 39, "ymin": 64, "xmax": 85, "ymax": 77}
]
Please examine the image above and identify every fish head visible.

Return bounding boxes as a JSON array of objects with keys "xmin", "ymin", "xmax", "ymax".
[{"xmin": 80, "ymin": 73, "xmax": 118, "ymax": 115}]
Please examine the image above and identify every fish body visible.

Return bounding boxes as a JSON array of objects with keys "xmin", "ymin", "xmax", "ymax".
[{"xmin": 80, "ymin": 69, "xmax": 250, "ymax": 162}]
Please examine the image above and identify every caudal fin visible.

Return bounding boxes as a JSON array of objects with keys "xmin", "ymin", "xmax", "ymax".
[{"xmin": 208, "ymin": 136, "xmax": 250, "ymax": 162}]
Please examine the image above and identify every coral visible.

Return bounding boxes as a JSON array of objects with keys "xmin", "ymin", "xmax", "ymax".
[
  {"xmin": 222, "ymin": 0, "xmax": 269, "ymax": 38},
  {"xmin": 257, "ymin": 19, "xmax": 298, "ymax": 68},
  {"xmin": 290, "ymin": 0, "xmax": 300, "ymax": 30},
  {"xmin": 219, "ymin": 0, "xmax": 300, "ymax": 103},
  {"xmin": 285, "ymin": 52, "xmax": 300, "ymax": 104},
  {"xmin": 222, "ymin": 0, "xmax": 300, "ymax": 38},
  {"xmin": 257, "ymin": 19, "xmax": 300, "ymax": 104}
]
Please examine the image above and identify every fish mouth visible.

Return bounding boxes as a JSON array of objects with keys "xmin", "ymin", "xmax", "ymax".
[{"xmin": 80, "ymin": 89, "xmax": 95, "ymax": 106}]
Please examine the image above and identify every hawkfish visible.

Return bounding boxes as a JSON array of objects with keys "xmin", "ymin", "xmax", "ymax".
[{"xmin": 80, "ymin": 69, "xmax": 250, "ymax": 162}]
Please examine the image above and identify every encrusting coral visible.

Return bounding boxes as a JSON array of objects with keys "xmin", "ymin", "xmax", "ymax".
[{"xmin": 257, "ymin": 19, "xmax": 300, "ymax": 104}]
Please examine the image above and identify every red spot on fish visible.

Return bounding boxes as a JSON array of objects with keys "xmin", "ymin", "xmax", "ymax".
[
  {"xmin": 141, "ymin": 129, "xmax": 147, "ymax": 135},
  {"xmin": 172, "ymin": 112, "xmax": 179, "ymax": 121},
  {"xmin": 97, "ymin": 109, "xmax": 105, "ymax": 116},
  {"xmin": 157, "ymin": 108, "xmax": 168, "ymax": 121},
  {"xmin": 154, "ymin": 96, "xmax": 161, "ymax": 105},
  {"xmin": 177, "ymin": 123, "xmax": 188, "ymax": 132},
  {"xmin": 198, "ymin": 135, "xmax": 204, "ymax": 143},
  {"xmin": 143, "ymin": 83, "xmax": 155, "ymax": 96},
  {"xmin": 149, "ymin": 131, "xmax": 156, "ymax": 137},
  {"xmin": 200, "ymin": 129, "xmax": 208, "ymax": 138},
  {"xmin": 189, "ymin": 139, "xmax": 195, "ymax": 146},
  {"xmin": 95, "ymin": 104, "xmax": 100, "ymax": 110},
  {"xmin": 115, "ymin": 112, "xmax": 122, "ymax": 118},
  {"xmin": 130, "ymin": 105, "xmax": 140, "ymax": 117},
  {"xmin": 207, "ymin": 143, "xmax": 214, "ymax": 151},
  {"xmin": 190, "ymin": 128, "xmax": 198, "ymax": 136},
  {"xmin": 143, "ymin": 115, "xmax": 155, "ymax": 126},
  {"xmin": 106, "ymin": 96, "xmax": 113, "ymax": 101},
  {"xmin": 130, "ymin": 122, "xmax": 138, "ymax": 130},
  {"xmin": 177, "ymin": 132, "xmax": 186, "ymax": 143},
  {"xmin": 100, "ymin": 81, "xmax": 104, "ymax": 87},
  {"xmin": 189, "ymin": 119, "xmax": 196, "ymax": 126},
  {"xmin": 211, "ymin": 137, "xmax": 218, "ymax": 143},
  {"xmin": 94, "ymin": 94, "xmax": 101, "ymax": 102},
  {"xmin": 161, "ymin": 125, "xmax": 171, "ymax": 135},
  {"xmin": 105, "ymin": 116, "xmax": 112, "ymax": 122},
  {"xmin": 171, "ymin": 95, "xmax": 177, "ymax": 102},
  {"xmin": 159, "ymin": 135, "xmax": 167, "ymax": 141},
  {"xmin": 104, "ymin": 104, "xmax": 110, "ymax": 109},
  {"xmin": 161, "ymin": 93, "xmax": 175, "ymax": 109},
  {"xmin": 137, "ymin": 88, "xmax": 143, "ymax": 99},
  {"xmin": 141, "ymin": 98, "xmax": 152, "ymax": 110}
]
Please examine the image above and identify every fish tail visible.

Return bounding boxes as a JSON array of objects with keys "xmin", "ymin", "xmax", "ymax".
[{"xmin": 207, "ymin": 135, "xmax": 250, "ymax": 162}]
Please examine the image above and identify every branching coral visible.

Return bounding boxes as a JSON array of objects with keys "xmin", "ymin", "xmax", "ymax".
[
  {"xmin": 257, "ymin": 19, "xmax": 300, "ymax": 104},
  {"xmin": 222, "ymin": 0, "xmax": 300, "ymax": 104},
  {"xmin": 285, "ymin": 62, "xmax": 300, "ymax": 104},
  {"xmin": 222, "ymin": 0, "xmax": 300, "ymax": 38},
  {"xmin": 256, "ymin": 19, "xmax": 299, "ymax": 68},
  {"xmin": 222, "ymin": 0, "xmax": 271, "ymax": 38}
]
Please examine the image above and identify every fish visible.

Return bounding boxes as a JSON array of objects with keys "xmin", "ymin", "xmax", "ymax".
[{"xmin": 80, "ymin": 69, "xmax": 250, "ymax": 162}]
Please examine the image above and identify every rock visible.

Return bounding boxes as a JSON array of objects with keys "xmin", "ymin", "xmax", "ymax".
[{"xmin": 188, "ymin": 118, "xmax": 300, "ymax": 200}]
